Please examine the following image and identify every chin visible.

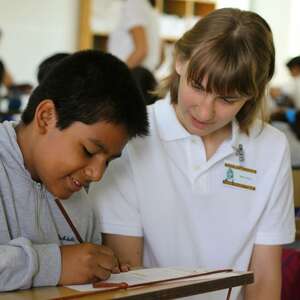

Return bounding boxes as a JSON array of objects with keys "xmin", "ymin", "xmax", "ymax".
[
  {"xmin": 57, "ymin": 194, "xmax": 72, "ymax": 200},
  {"xmin": 55, "ymin": 190, "xmax": 73, "ymax": 200},
  {"xmin": 48, "ymin": 185, "xmax": 73, "ymax": 200}
]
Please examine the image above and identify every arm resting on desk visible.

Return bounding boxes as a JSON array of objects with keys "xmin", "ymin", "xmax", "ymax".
[
  {"xmin": 245, "ymin": 244, "xmax": 282, "ymax": 300},
  {"xmin": 103, "ymin": 233, "xmax": 143, "ymax": 268},
  {"xmin": 0, "ymin": 237, "xmax": 61, "ymax": 291}
]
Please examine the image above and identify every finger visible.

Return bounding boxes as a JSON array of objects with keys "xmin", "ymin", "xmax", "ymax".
[
  {"xmin": 96, "ymin": 253, "xmax": 116, "ymax": 270},
  {"xmin": 97, "ymin": 245, "xmax": 114, "ymax": 256},
  {"xmin": 94, "ymin": 267, "xmax": 111, "ymax": 281},
  {"xmin": 120, "ymin": 263, "xmax": 131, "ymax": 272},
  {"xmin": 112, "ymin": 266, "xmax": 121, "ymax": 274}
]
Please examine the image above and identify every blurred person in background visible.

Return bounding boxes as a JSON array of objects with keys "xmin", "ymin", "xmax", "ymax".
[
  {"xmin": 108, "ymin": 0, "xmax": 161, "ymax": 72},
  {"xmin": 270, "ymin": 56, "xmax": 300, "ymax": 110},
  {"xmin": 0, "ymin": 29, "xmax": 14, "ymax": 92}
]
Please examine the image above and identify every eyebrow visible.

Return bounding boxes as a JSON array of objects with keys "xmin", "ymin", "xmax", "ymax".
[{"xmin": 88, "ymin": 138, "xmax": 122, "ymax": 159}]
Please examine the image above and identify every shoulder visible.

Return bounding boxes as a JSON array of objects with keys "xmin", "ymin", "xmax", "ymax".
[
  {"xmin": 147, "ymin": 97, "xmax": 172, "ymax": 124},
  {"xmin": 123, "ymin": 0, "xmax": 152, "ymax": 28},
  {"xmin": 0, "ymin": 121, "xmax": 21, "ymax": 164},
  {"xmin": 243, "ymin": 120, "xmax": 290, "ymax": 168},
  {"xmin": 249, "ymin": 120, "xmax": 288, "ymax": 147}
]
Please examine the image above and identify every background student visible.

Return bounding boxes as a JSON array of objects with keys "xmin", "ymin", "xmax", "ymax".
[
  {"xmin": 281, "ymin": 56, "xmax": 300, "ymax": 108},
  {"xmin": 0, "ymin": 29, "xmax": 14, "ymax": 92},
  {"xmin": 270, "ymin": 56, "xmax": 300, "ymax": 110},
  {"xmin": 90, "ymin": 8, "xmax": 295, "ymax": 300},
  {"xmin": 107, "ymin": 0, "xmax": 160, "ymax": 105},
  {"xmin": 270, "ymin": 108, "xmax": 300, "ymax": 168},
  {"xmin": 0, "ymin": 50, "xmax": 148, "ymax": 291},
  {"xmin": 0, "ymin": 28, "xmax": 22, "ymax": 92},
  {"xmin": 108, "ymin": 0, "xmax": 161, "ymax": 72}
]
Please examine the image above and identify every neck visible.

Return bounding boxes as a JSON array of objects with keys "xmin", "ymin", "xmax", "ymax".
[
  {"xmin": 202, "ymin": 124, "xmax": 232, "ymax": 161},
  {"xmin": 15, "ymin": 123, "xmax": 39, "ymax": 181}
]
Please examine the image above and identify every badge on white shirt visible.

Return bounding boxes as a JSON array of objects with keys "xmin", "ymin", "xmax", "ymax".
[{"xmin": 223, "ymin": 162, "xmax": 256, "ymax": 191}]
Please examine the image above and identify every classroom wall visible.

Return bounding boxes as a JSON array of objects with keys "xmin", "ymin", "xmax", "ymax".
[
  {"xmin": 0, "ymin": 0, "xmax": 299, "ymax": 85},
  {"xmin": 0, "ymin": 0, "xmax": 79, "ymax": 85},
  {"xmin": 250, "ymin": 0, "xmax": 300, "ymax": 84},
  {"xmin": 217, "ymin": 0, "xmax": 250, "ymax": 10}
]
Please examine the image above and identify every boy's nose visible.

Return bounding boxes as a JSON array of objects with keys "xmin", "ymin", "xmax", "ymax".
[{"xmin": 84, "ymin": 160, "xmax": 105, "ymax": 182}]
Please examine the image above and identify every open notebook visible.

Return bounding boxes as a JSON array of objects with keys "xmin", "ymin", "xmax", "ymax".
[{"xmin": 67, "ymin": 267, "xmax": 243, "ymax": 292}]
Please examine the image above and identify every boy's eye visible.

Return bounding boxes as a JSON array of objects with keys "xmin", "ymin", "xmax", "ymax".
[
  {"xmin": 83, "ymin": 147, "xmax": 93, "ymax": 157},
  {"xmin": 105, "ymin": 155, "xmax": 121, "ymax": 167}
]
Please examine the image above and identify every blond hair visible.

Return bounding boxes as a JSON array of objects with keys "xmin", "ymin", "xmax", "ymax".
[{"xmin": 156, "ymin": 8, "xmax": 275, "ymax": 133}]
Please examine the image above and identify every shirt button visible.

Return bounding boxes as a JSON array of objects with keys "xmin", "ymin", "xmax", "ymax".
[
  {"xmin": 191, "ymin": 137, "xmax": 198, "ymax": 144},
  {"xmin": 193, "ymin": 165, "xmax": 200, "ymax": 170}
]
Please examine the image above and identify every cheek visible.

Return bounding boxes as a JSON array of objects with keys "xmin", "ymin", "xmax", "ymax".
[
  {"xmin": 36, "ymin": 149, "xmax": 62, "ymax": 182},
  {"xmin": 217, "ymin": 102, "xmax": 245, "ymax": 120},
  {"xmin": 37, "ymin": 141, "xmax": 78, "ymax": 179},
  {"xmin": 178, "ymin": 86, "xmax": 199, "ymax": 110}
]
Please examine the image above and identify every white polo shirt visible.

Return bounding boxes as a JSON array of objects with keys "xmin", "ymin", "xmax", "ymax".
[{"xmin": 90, "ymin": 98, "xmax": 295, "ymax": 300}]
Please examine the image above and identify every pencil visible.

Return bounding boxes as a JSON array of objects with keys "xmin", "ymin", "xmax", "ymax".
[{"xmin": 55, "ymin": 198, "xmax": 84, "ymax": 243}]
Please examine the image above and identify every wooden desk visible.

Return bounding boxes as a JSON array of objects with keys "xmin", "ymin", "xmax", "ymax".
[{"xmin": 1, "ymin": 271, "xmax": 253, "ymax": 300}]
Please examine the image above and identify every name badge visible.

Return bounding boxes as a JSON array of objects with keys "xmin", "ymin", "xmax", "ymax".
[{"xmin": 223, "ymin": 162, "xmax": 256, "ymax": 191}]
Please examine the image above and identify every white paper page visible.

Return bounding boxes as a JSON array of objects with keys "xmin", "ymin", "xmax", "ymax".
[{"xmin": 66, "ymin": 267, "xmax": 239, "ymax": 292}]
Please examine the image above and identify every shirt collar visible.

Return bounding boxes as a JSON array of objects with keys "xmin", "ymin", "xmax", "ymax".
[
  {"xmin": 154, "ymin": 96, "xmax": 241, "ymax": 146},
  {"xmin": 155, "ymin": 96, "xmax": 190, "ymax": 141},
  {"xmin": 230, "ymin": 119, "xmax": 241, "ymax": 148}
]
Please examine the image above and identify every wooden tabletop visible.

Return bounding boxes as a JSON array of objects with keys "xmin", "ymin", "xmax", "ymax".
[{"xmin": 0, "ymin": 271, "xmax": 253, "ymax": 300}]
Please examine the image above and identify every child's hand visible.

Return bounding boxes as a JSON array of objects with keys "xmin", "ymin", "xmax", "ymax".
[
  {"xmin": 111, "ymin": 261, "xmax": 131, "ymax": 273},
  {"xmin": 58, "ymin": 243, "xmax": 118, "ymax": 285},
  {"xmin": 119, "ymin": 263, "xmax": 131, "ymax": 272}
]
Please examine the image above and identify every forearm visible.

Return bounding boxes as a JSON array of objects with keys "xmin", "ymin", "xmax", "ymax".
[
  {"xmin": 103, "ymin": 233, "xmax": 143, "ymax": 267},
  {"xmin": 126, "ymin": 26, "xmax": 148, "ymax": 69},
  {"xmin": 0, "ymin": 237, "xmax": 61, "ymax": 291},
  {"xmin": 245, "ymin": 245, "xmax": 282, "ymax": 300},
  {"xmin": 126, "ymin": 50, "xmax": 147, "ymax": 69},
  {"xmin": 244, "ymin": 278, "xmax": 281, "ymax": 300},
  {"xmin": 3, "ymin": 70, "xmax": 14, "ymax": 88}
]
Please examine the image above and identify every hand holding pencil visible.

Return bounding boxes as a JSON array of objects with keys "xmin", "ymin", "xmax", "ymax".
[{"xmin": 58, "ymin": 243, "xmax": 120, "ymax": 285}]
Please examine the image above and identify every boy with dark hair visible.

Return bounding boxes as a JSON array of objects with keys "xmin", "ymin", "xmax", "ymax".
[
  {"xmin": 0, "ymin": 50, "xmax": 148, "ymax": 291},
  {"xmin": 37, "ymin": 52, "xmax": 70, "ymax": 83}
]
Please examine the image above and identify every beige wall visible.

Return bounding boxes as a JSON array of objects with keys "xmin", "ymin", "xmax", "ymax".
[
  {"xmin": 0, "ymin": 0, "xmax": 299, "ymax": 85},
  {"xmin": 0, "ymin": 0, "xmax": 79, "ymax": 84}
]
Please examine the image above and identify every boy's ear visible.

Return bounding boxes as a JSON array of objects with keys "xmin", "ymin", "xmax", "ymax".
[{"xmin": 35, "ymin": 99, "xmax": 57, "ymax": 134}]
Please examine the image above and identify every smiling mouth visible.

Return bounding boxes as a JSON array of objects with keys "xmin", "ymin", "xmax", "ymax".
[
  {"xmin": 191, "ymin": 116, "xmax": 213, "ymax": 128},
  {"xmin": 69, "ymin": 176, "xmax": 83, "ymax": 192}
]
